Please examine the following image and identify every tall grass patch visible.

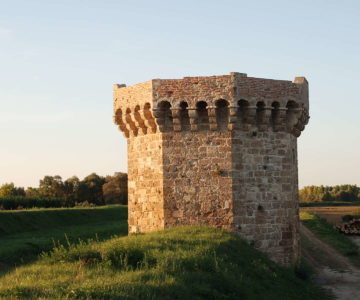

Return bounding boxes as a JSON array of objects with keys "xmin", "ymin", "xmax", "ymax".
[{"xmin": 0, "ymin": 226, "xmax": 331, "ymax": 299}]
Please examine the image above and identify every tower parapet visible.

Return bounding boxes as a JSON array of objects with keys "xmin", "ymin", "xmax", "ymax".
[
  {"xmin": 114, "ymin": 72, "xmax": 309, "ymax": 138},
  {"xmin": 113, "ymin": 72, "xmax": 309, "ymax": 265}
]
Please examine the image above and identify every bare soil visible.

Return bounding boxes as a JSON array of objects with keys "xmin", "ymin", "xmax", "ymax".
[{"xmin": 300, "ymin": 224, "xmax": 360, "ymax": 300}]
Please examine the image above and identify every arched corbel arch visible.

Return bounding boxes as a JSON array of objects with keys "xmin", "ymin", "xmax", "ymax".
[
  {"xmin": 215, "ymin": 99, "xmax": 229, "ymax": 131},
  {"xmin": 237, "ymin": 99, "xmax": 255, "ymax": 128},
  {"xmin": 142, "ymin": 103, "xmax": 157, "ymax": 133},
  {"xmin": 256, "ymin": 101, "xmax": 272, "ymax": 131},
  {"xmin": 179, "ymin": 101, "xmax": 190, "ymax": 131},
  {"xmin": 271, "ymin": 101, "xmax": 287, "ymax": 132},
  {"xmin": 154, "ymin": 101, "xmax": 173, "ymax": 132},
  {"xmin": 125, "ymin": 108, "xmax": 138, "ymax": 136},
  {"xmin": 196, "ymin": 101, "xmax": 209, "ymax": 131},
  {"xmin": 114, "ymin": 108, "xmax": 130, "ymax": 138},
  {"xmin": 237, "ymin": 99, "xmax": 249, "ymax": 124},
  {"xmin": 134, "ymin": 105, "xmax": 147, "ymax": 135},
  {"xmin": 286, "ymin": 101, "xmax": 302, "ymax": 135},
  {"xmin": 256, "ymin": 101, "xmax": 266, "ymax": 125}
]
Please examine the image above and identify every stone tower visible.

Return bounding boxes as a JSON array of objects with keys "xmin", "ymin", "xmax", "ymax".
[{"xmin": 113, "ymin": 72, "xmax": 309, "ymax": 264}]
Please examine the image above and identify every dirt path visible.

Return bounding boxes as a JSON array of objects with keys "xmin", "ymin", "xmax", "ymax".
[{"xmin": 300, "ymin": 224, "xmax": 360, "ymax": 299}]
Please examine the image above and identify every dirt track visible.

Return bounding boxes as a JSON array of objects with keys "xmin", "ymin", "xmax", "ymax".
[{"xmin": 300, "ymin": 224, "xmax": 360, "ymax": 299}]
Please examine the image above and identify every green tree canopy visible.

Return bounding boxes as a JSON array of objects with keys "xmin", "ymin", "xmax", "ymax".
[
  {"xmin": 38, "ymin": 175, "xmax": 65, "ymax": 198},
  {"xmin": 299, "ymin": 185, "xmax": 360, "ymax": 202},
  {"xmin": 103, "ymin": 172, "xmax": 128, "ymax": 204},
  {"xmin": 78, "ymin": 173, "xmax": 106, "ymax": 205},
  {"xmin": 0, "ymin": 183, "xmax": 25, "ymax": 197}
]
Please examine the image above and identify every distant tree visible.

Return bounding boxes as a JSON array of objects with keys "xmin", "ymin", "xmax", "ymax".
[
  {"xmin": 78, "ymin": 173, "xmax": 106, "ymax": 205},
  {"xmin": 63, "ymin": 176, "xmax": 80, "ymax": 204},
  {"xmin": 1, "ymin": 172, "xmax": 129, "ymax": 207},
  {"xmin": 299, "ymin": 184, "xmax": 360, "ymax": 203},
  {"xmin": 0, "ymin": 183, "xmax": 25, "ymax": 197},
  {"xmin": 103, "ymin": 172, "xmax": 128, "ymax": 204},
  {"xmin": 338, "ymin": 190, "xmax": 356, "ymax": 202},
  {"xmin": 38, "ymin": 175, "xmax": 65, "ymax": 198},
  {"xmin": 321, "ymin": 191, "xmax": 333, "ymax": 202},
  {"xmin": 25, "ymin": 187, "xmax": 41, "ymax": 197}
]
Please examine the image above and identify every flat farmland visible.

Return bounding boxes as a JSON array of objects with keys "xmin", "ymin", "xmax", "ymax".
[{"xmin": 300, "ymin": 206, "xmax": 360, "ymax": 225}]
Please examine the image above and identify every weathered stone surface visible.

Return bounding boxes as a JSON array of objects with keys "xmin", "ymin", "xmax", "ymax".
[{"xmin": 113, "ymin": 72, "xmax": 309, "ymax": 265}]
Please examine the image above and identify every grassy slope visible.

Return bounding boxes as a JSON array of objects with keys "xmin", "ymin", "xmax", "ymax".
[
  {"xmin": 0, "ymin": 226, "xmax": 330, "ymax": 300},
  {"xmin": 300, "ymin": 211, "xmax": 360, "ymax": 266},
  {"xmin": 0, "ymin": 205, "xmax": 127, "ymax": 268}
]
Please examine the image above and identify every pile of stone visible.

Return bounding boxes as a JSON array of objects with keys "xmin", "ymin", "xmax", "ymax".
[{"xmin": 336, "ymin": 219, "xmax": 360, "ymax": 235}]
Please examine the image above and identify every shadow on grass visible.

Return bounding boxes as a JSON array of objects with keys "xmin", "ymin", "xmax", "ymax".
[
  {"xmin": 0, "ymin": 222, "xmax": 128, "ymax": 278},
  {"xmin": 0, "ymin": 205, "xmax": 128, "ymax": 278}
]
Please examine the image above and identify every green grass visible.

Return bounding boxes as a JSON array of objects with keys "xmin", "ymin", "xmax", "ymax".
[
  {"xmin": 0, "ymin": 205, "xmax": 128, "ymax": 270},
  {"xmin": 0, "ymin": 226, "xmax": 330, "ymax": 300},
  {"xmin": 300, "ymin": 211, "xmax": 360, "ymax": 266}
]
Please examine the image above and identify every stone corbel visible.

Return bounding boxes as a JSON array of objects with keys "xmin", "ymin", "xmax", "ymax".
[
  {"xmin": 171, "ymin": 108, "xmax": 182, "ymax": 131},
  {"xmin": 152, "ymin": 108, "xmax": 166, "ymax": 132},
  {"xmin": 227, "ymin": 106, "xmax": 237, "ymax": 131},
  {"xmin": 286, "ymin": 108, "xmax": 303, "ymax": 134},
  {"xmin": 243, "ymin": 105, "xmax": 257, "ymax": 129},
  {"xmin": 134, "ymin": 109, "xmax": 147, "ymax": 135},
  {"xmin": 187, "ymin": 107, "xmax": 198, "ymax": 131},
  {"xmin": 207, "ymin": 106, "xmax": 217, "ymax": 131},
  {"xmin": 114, "ymin": 110, "xmax": 130, "ymax": 138},
  {"xmin": 257, "ymin": 106, "xmax": 272, "ymax": 131},
  {"xmin": 273, "ymin": 108, "xmax": 287, "ymax": 132},
  {"xmin": 294, "ymin": 109, "xmax": 309, "ymax": 133},
  {"xmin": 125, "ymin": 111, "xmax": 138, "ymax": 136},
  {"xmin": 142, "ymin": 109, "xmax": 157, "ymax": 133}
]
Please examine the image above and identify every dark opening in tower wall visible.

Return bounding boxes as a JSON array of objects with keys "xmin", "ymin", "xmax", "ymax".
[{"xmin": 215, "ymin": 99, "xmax": 229, "ymax": 131}]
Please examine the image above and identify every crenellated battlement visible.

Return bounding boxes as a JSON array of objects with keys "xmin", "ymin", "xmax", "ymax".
[{"xmin": 114, "ymin": 72, "xmax": 309, "ymax": 138}]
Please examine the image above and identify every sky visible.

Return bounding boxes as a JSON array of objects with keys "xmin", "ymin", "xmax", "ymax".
[{"xmin": 0, "ymin": 0, "xmax": 359, "ymax": 188}]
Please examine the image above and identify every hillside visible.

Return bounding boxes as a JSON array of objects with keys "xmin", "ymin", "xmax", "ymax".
[
  {"xmin": 0, "ymin": 205, "xmax": 127, "ymax": 269},
  {"xmin": 0, "ymin": 226, "xmax": 329, "ymax": 300}
]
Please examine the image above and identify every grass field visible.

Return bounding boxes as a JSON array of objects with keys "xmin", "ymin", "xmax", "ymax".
[
  {"xmin": 300, "ymin": 211, "xmax": 360, "ymax": 267},
  {"xmin": 0, "ymin": 205, "xmax": 127, "ymax": 274},
  {"xmin": 0, "ymin": 226, "xmax": 330, "ymax": 300}
]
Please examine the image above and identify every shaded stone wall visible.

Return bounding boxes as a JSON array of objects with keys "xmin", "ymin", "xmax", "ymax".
[{"xmin": 232, "ymin": 130, "xmax": 299, "ymax": 264}]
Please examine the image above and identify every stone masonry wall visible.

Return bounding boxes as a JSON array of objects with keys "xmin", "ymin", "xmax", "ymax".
[
  {"xmin": 232, "ymin": 130, "xmax": 299, "ymax": 264},
  {"xmin": 162, "ymin": 131, "xmax": 233, "ymax": 229},
  {"xmin": 127, "ymin": 133, "xmax": 164, "ymax": 233}
]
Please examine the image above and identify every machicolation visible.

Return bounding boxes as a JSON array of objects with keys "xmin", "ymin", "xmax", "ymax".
[{"xmin": 113, "ymin": 72, "xmax": 309, "ymax": 264}]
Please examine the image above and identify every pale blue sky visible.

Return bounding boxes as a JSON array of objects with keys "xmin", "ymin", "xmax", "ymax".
[{"xmin": 0, "ymin": 0, "xmax": 359, "ymax": 188}]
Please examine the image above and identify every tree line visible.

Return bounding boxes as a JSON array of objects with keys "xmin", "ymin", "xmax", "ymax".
[
  {"xmin": 299, "ymin": 185, "xmax": 360, "ymax": 203},
  {"xmin": 0, "ymin": 172, "xmax": 128, "ymax": 208}
]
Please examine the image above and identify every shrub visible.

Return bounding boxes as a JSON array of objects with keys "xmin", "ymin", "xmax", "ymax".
[
  {"xmin": 0, "ymin": 197, "xmax": 69, "ymax": 210},
  {"xmin": 342, "ymin": 215, "xmax": 354, "ymax": 222}
]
